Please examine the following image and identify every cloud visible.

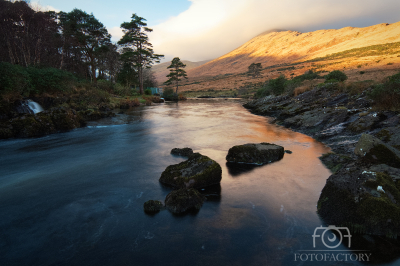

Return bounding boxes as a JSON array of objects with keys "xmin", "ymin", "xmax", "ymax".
[
  {"xmin": 30, "ymin": 1, "xmax": 60, "ymax": 12},
  {"xmin": 108, "ymin": 26, "xmax": 124, "ymax": 43},
  {"xmin": 149, "ymin": 0, "xmax": 400, "ymax": 62}
]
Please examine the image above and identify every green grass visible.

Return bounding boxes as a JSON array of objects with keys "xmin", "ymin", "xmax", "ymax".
[{"xmin": 307, "ymin": 42, "xmax": 400, "ymax": 62}]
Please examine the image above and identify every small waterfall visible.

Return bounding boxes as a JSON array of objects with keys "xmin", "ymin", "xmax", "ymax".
[
  {"xmin": 16, "ymin": 99, "xmax": 44, "ymax": 114},
  {"xmin": 27, "ymin": 100, "xmax": 44, "ymax": 114}
]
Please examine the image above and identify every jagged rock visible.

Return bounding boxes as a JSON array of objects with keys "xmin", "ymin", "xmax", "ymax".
[
  {"xmin": 354, "ymin": 134, "xmax": 400, "ymax": 168},
  {"xmin": 165, "ymin": 188, "xmax": 205, "ymax": 214},
  {"xmin": 369, "ymin": 164, "xmax": 400, "ymax": 180},
  {"xmin": 143, "ymin": 200, "xmax": 164, "ymax": 213},
  {"xmin": 226, "ymin": 142, "xmax": 284, "ymax": 165},
  {"xmin": 284, "ymin": 150, "xmax": 293, "ymax": 154},
  {"xmin": 171, "ymin": 147, "xmax": 194, "ymax": 157},
  {"xmin": 348, "ymin": 113, "xmax": 380, "ymax": 133},
  {"xmin": 318, "ymin": 169, "xmax": 400, "ymax": 237},
  {"xmin": 159, "ymin": 153, "xmax": 222, "ymax": 189},
  {"xmin": 319, "ymin": 152, "xmax": 354, "ymax": 173},
  {"xmin": 375, "ymin": 126, "xmax": 400, "ymax": 151}
]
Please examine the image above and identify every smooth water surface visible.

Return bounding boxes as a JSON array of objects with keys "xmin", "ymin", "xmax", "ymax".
[{"xmin": 0, "ymin": 100, "xmax": 392, "ymax": 265}]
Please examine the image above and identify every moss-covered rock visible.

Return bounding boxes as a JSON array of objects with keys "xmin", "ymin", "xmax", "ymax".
[
  {"xmin": 165, "ymin": 188, "xmax": 205, "ymax": 214},
  {"xmin": 143, "ymin": 200, "xmax": 164, "ymax": 213},
  {"xmin": 348, "ymin": 114, "xmax": 380, "ymax": 133},
  {"xmin": 375, "ymin": 126, "xmax": 400, "ymax": 151},
  {"xmin": 319, "ymin": 152, "xmax": 354, "ymax": 173},
  {"xmin": 354, "ymin": 134, "xmax": 400, "ymax": 168},
  {"xmin": 159, "ymin": 153, "xmax": 222, "ymax": 189},
  {"xmin": 226, "ymin": 142, "xmax": 284, "ymax": 165},
  {"xmin": 318, "ymin": 165, "xmax": 400, "ymax": 237},
  {"xmin": 171, "ymin": 147, "xmax": 193, "ymax": 157},
  {"xmin": 10, "ymin": 113, "xmax": 56, "ymax": 138}
]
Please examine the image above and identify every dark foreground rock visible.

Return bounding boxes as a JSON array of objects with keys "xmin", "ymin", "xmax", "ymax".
[
  {"xmin": 243, "ymin": 84, "xmax": 400, "ymax": 237},
  {"xmin": 318, "ymin": 134, "xmax": 400, "ymax": 237},
  {"xmin": 165, "ymin": 188, "xmax": 205, "ymax": 214},
  {"xmin": 0, "ymin": 98, "xmax": 116, "ymax": 139},
  {"xmin": 171, "ymin": 147, "xmax": 194, "ymax": 157},
  {"xmin": 0, "ymin": 107, "xmax": 86, "ymax": 138},
  {"xmin": 226, "ymin": 142, "xmax": 284, "ymax": 165},
  {"xmin": 159, "ymin": 153, "xmax": 222, "ymax": 189},
  {"xmin": 355, "ymin": 134, "xmax": 400, "ymax": 168},
  {"xmin": 143, "ymin": 200, "xmax": 164, "ymax": 213}
]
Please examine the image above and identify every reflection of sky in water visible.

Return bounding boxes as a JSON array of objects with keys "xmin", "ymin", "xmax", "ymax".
[{"xmin": 1, "ymin": 99, "xmax": 391, "ymax": 265}]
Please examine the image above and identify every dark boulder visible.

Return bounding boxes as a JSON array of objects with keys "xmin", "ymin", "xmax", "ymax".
[
  {"xmin": 348, "ymin": 113, "xmax": 380, "ymax": 133},
  {"xmin": 165, "ymin": 188, "xmax": 205, "ymax": 214},
  {"xmin": 354, "ymin": 134, "xmax": 400, "ymax": 168},
  {"xmin": 159, "ymin": 153, "xmax": 222, "ymax": 189},
  {"xmin": 171, "ymin": 147, "xmax": 194, "ymax": 157},
  {"xmin": 318, "ymin": 169, "xmax": 400, "ymax": 237},
  {"xmin": 226, "ymin": 142, "xmax": 284, "ymax": 165},
  {"xmin": 375, "ymin": 126, "xmax": 400, "ymax": 151},
  {"xmin": 143, "ymin": 200, "xmax": 164, "ymax": 213}
]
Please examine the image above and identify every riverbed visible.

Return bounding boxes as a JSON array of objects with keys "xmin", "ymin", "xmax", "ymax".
[{"xmin": 0, "ymin": 99, "xmax": 384, "ymax": 265}]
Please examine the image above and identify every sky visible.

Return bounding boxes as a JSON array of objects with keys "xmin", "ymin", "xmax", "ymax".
[{"xmin": 34, "ymin": 0, "xmax": 400, "ymax": 62}]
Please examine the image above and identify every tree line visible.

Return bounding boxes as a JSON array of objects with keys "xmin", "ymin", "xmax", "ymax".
[{"xmin": 0, "ymin": 0, "xmax": 161, "ymax": 94}]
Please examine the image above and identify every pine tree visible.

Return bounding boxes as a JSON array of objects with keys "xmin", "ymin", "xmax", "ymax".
[
  {"xmin": 164, "ymin": 57, "xmax": 188, "ymax": 95},
  {"xmin": 118, "ymin": 14, "xmax": 163, "ymax": 94}
]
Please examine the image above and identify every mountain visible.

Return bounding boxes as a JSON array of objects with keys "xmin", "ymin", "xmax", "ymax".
[
  {"xmin": 152, "ymin": 60, "xmax": 210, "ymax": 84},
  {"xmin": 188, "ymin": 21, "xmax": 400, "ymax": 77}
]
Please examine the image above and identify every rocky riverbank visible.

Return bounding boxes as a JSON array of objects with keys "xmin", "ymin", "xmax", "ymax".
[
  {"xmin": 0, "ymin": 94, "xmax": 165, "ymax": 139},
  {"xmin": 244, "ymin": 84, "xmax": 400, "ymax": 237}
]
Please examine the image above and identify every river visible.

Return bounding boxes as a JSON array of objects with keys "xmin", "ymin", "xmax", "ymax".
[{"xmin": 0, "ymin": 99, "xmax": 394, "ymax": 265}]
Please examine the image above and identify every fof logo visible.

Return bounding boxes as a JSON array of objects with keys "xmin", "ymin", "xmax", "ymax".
[
  {"xmin": 312, "ymin": 225, "xmax": 352, "ymax": 249},
  {"xmin": 294, "ymin": 225, "xmax": 371, "ymax": 263}
]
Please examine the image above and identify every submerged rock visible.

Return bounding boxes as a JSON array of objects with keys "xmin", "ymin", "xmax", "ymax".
[
  {"xmin": 159, "ymin": 153, "xmax": 222, "ymax": 189},
  {"xmin": 226, "ymin": 142, "xmax": 284, "ymax": 165},
  {"xmin": 355, "ymin": 134, "xmax": 400, "ymax": 168},
  {"xmin": 171, "ymin": 147, "xmax": 194, "ymax": 157},
  {"xmin": 165, "ymin": 188, "xmax": 205, "ymax": 214},
  {"xmin": 143, "ymin": 200, "xmax": 164, "ymax": 213}
]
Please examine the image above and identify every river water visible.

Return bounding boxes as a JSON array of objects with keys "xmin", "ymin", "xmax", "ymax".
[{"xmin": 0, "ymin": 100, "xmax": 396, "ymax": 265}]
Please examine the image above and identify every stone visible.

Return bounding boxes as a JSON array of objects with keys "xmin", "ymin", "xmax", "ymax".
[
  {"xmin": 171, "ymin": 147, "xmax": 194, "ymax": 157},
  {"xmin": 159, "ymin": 153, "xmax": 222, "ymax": 189},
  {"xmin": 375, "ymin": 126, "xmax": 400, "ymax": 151},
  {"xmin": 348, "ymin": 113, "xmax": 380, "ymax": 133},
  {"xmin": 143, "ymin": 200, "xmax": 164, "ymax": 213},
  {"xmin": 354, "ymin": 134, "xmax": 400, "ymax": 168},
  {"xmin": 318, "ymin": 169, "xmax": 400, "ymax": 237},
  {"xmin": 165, "ymin": 188, "xmax": 205, "ymax": 214},
  {"xmin": 226, "ymin": 142, "xmax": 284, "ymax": 165}
]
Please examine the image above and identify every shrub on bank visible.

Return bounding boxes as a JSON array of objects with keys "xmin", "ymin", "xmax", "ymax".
[
  {"xmin": 255, "ymin": 70, "xmax": 323, "ymax": 98},
  {"xmin": 0, "ymin": 62, "xmax": 77, "ymax": 96},
  {"xmin": 0, "ymin": 62, "xmax": 30, "ymax": 96},
  {"xmin": 324, "ymin": 70, "xmax": 348, "ymax": 82},
  {"xmin": 368, "ymin": 71, "xmax": 400, "ymax": 110}
]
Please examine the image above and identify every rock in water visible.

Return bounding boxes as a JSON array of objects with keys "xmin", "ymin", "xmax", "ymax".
[
  {"xmin": 226, "ymin": 142, "xmax": 284, "ymax": 165},
  {"xmin": 159, "ymin": 153, "xmax": 222, "ymax": 189},
  {"xmin": 171, "ymin": 147, "xmax": 194, "ymax": 157},
  {"xmin": 165, "ymin": 188, "xmax": 205, "ymax": 214},
  {"xmin": 355, "ymin": 134, "xmax": 400, "ymax": 168},
  {"xmin": 143, "ymin": 200, "xmax": 164, "ymax": 213}
]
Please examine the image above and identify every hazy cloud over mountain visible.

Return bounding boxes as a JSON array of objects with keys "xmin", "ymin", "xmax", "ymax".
[{"xmin": 149, "ymin": 0, "xmax": 400, "ymax": 62}]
